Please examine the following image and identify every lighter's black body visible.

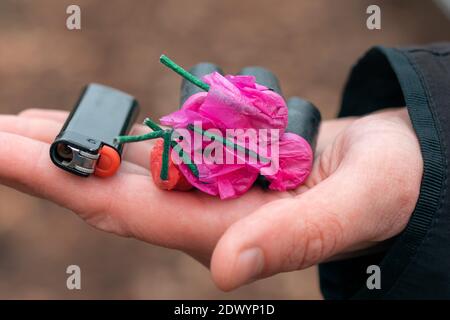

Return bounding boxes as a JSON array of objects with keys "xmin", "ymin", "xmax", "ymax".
[{"xmin": 50, "ymin": 83, "xmax": 139, "ymax": 177}]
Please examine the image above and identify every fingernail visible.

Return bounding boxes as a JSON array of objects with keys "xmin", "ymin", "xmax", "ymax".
[{"xmin": 234, "ymin": 247, "xmax": 264, "ymax": 286}]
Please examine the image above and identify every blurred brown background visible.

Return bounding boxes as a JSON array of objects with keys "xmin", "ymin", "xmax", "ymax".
[{"xmin": 0, "ymin": 0, "xmax": 449, "ymax": 299}]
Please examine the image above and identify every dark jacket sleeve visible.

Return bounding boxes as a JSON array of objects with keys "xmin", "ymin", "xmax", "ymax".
[{"xmin": 319, "ymin": 43, "xmax": 450, "ymax": 299}]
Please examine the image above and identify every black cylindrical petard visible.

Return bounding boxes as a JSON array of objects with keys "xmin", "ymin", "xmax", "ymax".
[
  {"xmin": 238, "ymin": 66, "xmax": 282, "ymax": 189},
  {"xmin": 180, "ymin": 63, "xmax": 224, "ymax": 106},
  {"xmin": 286, "ymin": 97, "xmax": 321, "ymax": 152},
  {"xmin": 238, "ymin": 66, "xmax": 283, "ymax": 96}
]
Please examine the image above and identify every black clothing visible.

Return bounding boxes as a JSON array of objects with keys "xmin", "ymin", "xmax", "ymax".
[{"xmin": 319, "ymin": 43, "xmax": 450, "ymax": 299}]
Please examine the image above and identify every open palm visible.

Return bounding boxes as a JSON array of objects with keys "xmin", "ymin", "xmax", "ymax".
[{"xmin": 0, "ymin": 107, "xmax": 422, "ymax": 291}]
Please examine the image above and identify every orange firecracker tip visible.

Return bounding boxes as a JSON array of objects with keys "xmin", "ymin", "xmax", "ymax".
[{"xmin": 150, "ymin": 139, "xmax": 193, "ymax": 191}]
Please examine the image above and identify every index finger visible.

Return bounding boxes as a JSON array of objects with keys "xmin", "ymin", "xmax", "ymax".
[{"xmin": 0, "ymin": 131, "xmax": 270, "ymax": 251}]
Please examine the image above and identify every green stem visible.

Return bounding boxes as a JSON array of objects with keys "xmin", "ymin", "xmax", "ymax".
[
  {"xmin": 144, "ymin": 118, "xmax": 163, "ymax": 131},
  {"xmin": 160, "ymin": 54, "xmax": 210, "ymax": 92},
  {"xmin": 171, "ymin": 141, "xmax": 199, "ymax": 177},
  {"xmin": 115, "ymin": 131, "xmax": 164, "ymax": 144},
  {"xmin": 160, "ymin": 131, "xmax": 171, "ymax": 181},
  {"xmin": 116, "ymin": 116, "xmax": 200, "ymax": 178},
  {"xmin": 187, "ymin": 124, "xmax": 270, "ymax": 163}
]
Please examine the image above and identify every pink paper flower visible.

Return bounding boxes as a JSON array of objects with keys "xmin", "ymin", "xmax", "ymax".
[{"xmin": 160, "ymin": 72, "xmax": 313, "ymax": 199}]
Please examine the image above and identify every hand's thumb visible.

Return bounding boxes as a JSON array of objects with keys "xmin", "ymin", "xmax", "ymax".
[{"xmin": 210, "ymin": 171, "xmax": 376, "ymax": 291}]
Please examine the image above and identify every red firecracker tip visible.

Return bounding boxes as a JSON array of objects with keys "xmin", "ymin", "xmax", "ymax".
[{"xmin": 150, "ymin": 139, "xmax": 193, "ymax": 191}]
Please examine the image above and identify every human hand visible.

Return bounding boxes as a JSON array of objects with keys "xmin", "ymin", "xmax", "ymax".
[{"xmin": 0, "ymin": 107, "xmax": 422, "ymax": 291}]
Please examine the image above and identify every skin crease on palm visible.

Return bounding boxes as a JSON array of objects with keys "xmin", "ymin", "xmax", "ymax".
[{"xmin": 0, "ymin": 107, "xmax": 422, "ymax": 291}]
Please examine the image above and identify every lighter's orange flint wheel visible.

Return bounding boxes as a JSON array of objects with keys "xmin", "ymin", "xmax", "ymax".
[{"xmin": 94, "ymin": 145, "xmax": 121, "ymax": 178}]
